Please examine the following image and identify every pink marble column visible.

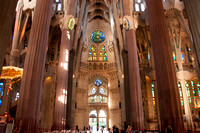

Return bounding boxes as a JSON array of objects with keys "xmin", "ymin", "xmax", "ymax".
[
  {"xmin": 146, "ymin": 0, "xmax": 184, "ymax": 132},
  {"xmin": 122, "ymin": 1, "xmax": 144, "ymax": 130},
  {"xmin": 52, "ymin": 0, "xmax": 77, "ymax": 129},
  {"xmin": 52, "ymin": 29, "xmax": 71, "ymax": 130},
  {"xmin": 15, "ymin": 0, "xmax": 53, "ymax": 132}
]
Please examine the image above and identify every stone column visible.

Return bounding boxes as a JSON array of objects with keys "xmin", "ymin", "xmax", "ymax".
[
  {"xmin": 183, "ymin": 0, "xmax": 200, "ymax": 81},
  {"xmin": 180, "ymin": 80, "xmax": 193, "ymax": 130},
  {"xmin": 122, "ymin": 1, "xmax": 144, "ymax": 130},
  {"xmin": 146, "ymin": 0, "xmax": 184, "ymax": 132},
  {"xmin": 66, "ymin": 48, "xmax": 75, "ymax": 129},
  {"xmin": 52, "ymin": 0, "xmax": 77, "ymax": 129},
  {"xmin": 15, "ymin": 0, "xmax": 53, "ymax": 132},
  {"xmin": 122, "ymin": 49, "xmax": 131, "ymax": 125},
  {"xmin": 0, "ymin": 0, "xmax": 18, "ymax": 74},
  {"xmin": 53, "ymin": 29, "xmax": 71, "ymax": 130},
  {"xmin": 10, "ymin": 0, "xmax": 24, "ymax": 67}
]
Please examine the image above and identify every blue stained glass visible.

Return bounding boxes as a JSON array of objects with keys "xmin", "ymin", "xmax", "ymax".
[
  {"xmin": 94, "ymin": 79, "xmax": 102, "ymax": 86},
  {"xmin": 181, "ymin": 54, "xmax": 184, "ymax": 60},
  {"xmin": 0, "ymin": 83, "xmax": 3, "ymax": 106},
  {"xmin": 91, "ymin": 31, "xmax": 105, "ymax": 43},
  {"xmin": 148, "ymin": 53, "xmax": 150, "ymax": 60}
]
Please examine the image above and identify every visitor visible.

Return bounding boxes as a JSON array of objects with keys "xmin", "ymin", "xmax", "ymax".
[
  {"xmin": 127, "ymin": 125, "xmax": 132, "ymax": 133},
  {"xmin": 113, "ymin": 125, "xmax": 119, "ymax": 133}
]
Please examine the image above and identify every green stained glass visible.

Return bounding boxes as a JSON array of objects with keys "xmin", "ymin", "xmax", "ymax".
[
  {"xmin": 88, "ymin": 52, "xmax": 92, "ymax": 61},
  {"xmin": 100, "ymin": 46, "xmax": 106, "ymax": 51},
  {"xmin": 197, "ymin": 82, "xmax": 200, "ymax": 87},
  {"xmin": 188, "ymin": 90, "xmax": 191, "ymax": 97},
  {"xmin": 152, "ymin": 91, "xmax": 155, "ymax": 97},
  {"xmin": 191, "ymin": 80, "xmax": 194, "ymax": 86},
  {"xmin": 180, "ymin": 91, "xmax": 182, "ymax": 97},
  {"xmin": 104, "ymin": 57, "xmax": 107, "ymax": 61},
  {"xmin": 181, "ymin": 100, "xmax": 184, "ymax": 106},
  {"xmin": 193, "ymin": 90, "xmax": 195, "ymax": 95},
  {"xmin": 91, "ymin": 31, "xmax": 105, "ymax": 43},
  {"xmin": 195, "ymin": 100, "xmax": 197, "ymax": 105},
  {"xmin": 173, "ymin": 53, "xmax": 176, "ymax": 61}
]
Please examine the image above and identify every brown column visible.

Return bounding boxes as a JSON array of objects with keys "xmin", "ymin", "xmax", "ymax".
[
  {"xmin": 183, "ymin": 0, "xmax": 200, "ymax": 81},
  {"xmin": 15, "ymin": 0, "xmax": 53, "ymax": 132},
  {"xmin": 122, "ymin": 1, "xmax": 144, "ymax": 130},
  {"xmin": 0, "ymin": 0, "xmax": 18, "ymax": 74},
  {"xmin": 146, "ymin": 0, "xmax": 184, "ymax": 132},
  {"xmin": 53, "ymin": 29, "xmax": 71, "ymax": 130}
]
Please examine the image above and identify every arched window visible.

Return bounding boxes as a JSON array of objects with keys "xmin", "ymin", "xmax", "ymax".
[
  {"xmin": 53, "ymin": 0, "xmax": 63, "ymax": 12},
  {"xmin": 135, "ymin": 0, "xmax": 146, "ymax": 12},
  {"xmin": 88, "ymin": 79, "xmax": 108, "ymax": 103},
  {"xmin": 0, "ymin": 83, "xmax": 4, "ymax": 106},
  {"xmin": 88, "ymin": 46, "xmax": 97, "ymax": 61},
  {"xmin": 99, "ymin": 45, "xmax": 107, "ymax": 61}
]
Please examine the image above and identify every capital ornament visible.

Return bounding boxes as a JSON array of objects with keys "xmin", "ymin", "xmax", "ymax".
[
  {"xmin": 123, "ymin": 16, "xmax": 138, "ymax": 30},
  {"xmin": 59, "ymin": 15, "xmax": 76, "ymax": 30}
]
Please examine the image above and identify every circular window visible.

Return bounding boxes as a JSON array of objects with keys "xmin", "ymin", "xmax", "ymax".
[{"xmin": 91, "ymin": 31, "xmax": 105, "ymax": 43}]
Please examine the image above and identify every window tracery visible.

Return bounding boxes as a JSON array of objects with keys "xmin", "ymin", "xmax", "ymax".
[
  {"xmin": 88, "ymin": 78, "xmax": 108, "ymax": 103},
  {"xmin": 134, "ymin": 0, "xmax": 146, "ymax": 12},
  {"xmin": 88, "ymin": 45, "xmax": 108, "ymax": 62},
  {"xmin": 53, "ymin": 0, "xmax": 63, "ymax": 12}
]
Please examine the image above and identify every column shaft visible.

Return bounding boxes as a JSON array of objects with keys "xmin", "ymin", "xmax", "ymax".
[
  {"xmin": 122, "ymin": 0, "xmax": 144, "ymax": 130},
  {"xmin": 52, "ymin": 0, "xmax": 77, "ymax": 129},
  {"xmin": 53, "ymin": 29, "xmax": 71, "ymax": 130},
  {"xmin": 183, "ymin": 0, "xmax": 200, "ymax": 81},
  {"xmin": 15, "ymin": 0, "xmax": 53, "ymax": 132},
  {"xmin": 146, "ymin": 0, "xmax": 184, "ymax": 132},
  {"xmin": 10, "ymin": 0, "xmax": 23, "ymax": 66},
  {"xmin": 126, "ymin": 31, "xmax": 144, "ymax": 130}
]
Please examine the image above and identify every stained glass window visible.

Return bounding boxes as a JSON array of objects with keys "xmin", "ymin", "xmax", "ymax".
[
  {"xmin": 100, "ymin": 88, "xmax": 105, "ymax": 95},
  {"xmin": 100, "ymin": 46, "xmax": 106, "ymax": 51},
  {"xmin": 152, "ymin": 82, "xmax": 156, "ymax": 115},
  {"xmin": 90, "ymin": 46, "xmax": 96, "ymax": 52},
  {"xmin": 91, "ymin": 88, "xmax": 96, "ymax": 95},
  {"xmin": 88, "ymin": 52, "xmax": 92, "ymax": 61},
  {"xmin": 94, "ymin": 79, "xmax": 102, "ymax": 86},
  {"xmin": 88, "ymin": 78, "xmax": 108, "ymax": 104},
  {"xmin": 93, "ymin": 53, "xmax": 97, "ymax": 61},
  {"xmin": 0, "ymin": 83, "xmax": 4, "ymax": 106},
  {"xmin": 99, "ymin": 53, "xmax": 103, "ymax": 61},
  {"xmin": 104, "ymin": 53, "xmax": 107, "ymax": 61},
  {"xmin": 88, "ymin": 46, "xmax": 97, "ymax": 61},
  {"xmin": 91, "ymin": 31, "xmax": 105, "ymax": 43}
]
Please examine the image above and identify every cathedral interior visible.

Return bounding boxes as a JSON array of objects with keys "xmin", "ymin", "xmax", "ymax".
[{"xmin": 0, "ymin": 0, "xmax": 200, "ymax": 132}]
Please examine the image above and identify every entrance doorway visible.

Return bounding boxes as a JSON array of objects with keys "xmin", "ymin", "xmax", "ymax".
[
  {"xmin": 89, "ymin": 110, "xmax": 98, "ymax": 132},
  {"xmin": 89, "ymin": 110, "xmax": 107, "ymax": 132}
]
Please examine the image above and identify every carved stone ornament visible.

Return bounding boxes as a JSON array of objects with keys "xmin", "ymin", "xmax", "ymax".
[
  {"xmin": 59, "ymin": 15, "xmax": 75, "ymax": 30},
  {"xmin": 123, "ymin": 15, "xmax": 138, "ymax": 30}
]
